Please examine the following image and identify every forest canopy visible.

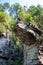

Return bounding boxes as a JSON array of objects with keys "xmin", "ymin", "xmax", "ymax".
[{"xmin": 0, "ymin": 3, "xmax": 43, "ymax": 32}]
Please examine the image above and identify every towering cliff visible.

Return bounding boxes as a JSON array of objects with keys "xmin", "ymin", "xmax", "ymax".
[{"xmin": 14, "ymin": 21, "xmax": 42, "ymax": 65}]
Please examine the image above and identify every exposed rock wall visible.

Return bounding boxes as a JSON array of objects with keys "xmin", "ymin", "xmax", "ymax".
[
  {"xmin": 15, "ymin": 26, "xmax": 36, "ymax": 45},
  {"xmin": 14, "ymin": 22, "xmax": 42, "ymax": 65},
  {"xmin": 14, "ymin": 26, "xmax": 39, "ymax": 65},
  {"xmin": 23, "ymin": 44, "xmax": 39, "ymax": 65},
  {"xmin": 0, "ymin": 37, "xmax": 23, "ymax": 65}
]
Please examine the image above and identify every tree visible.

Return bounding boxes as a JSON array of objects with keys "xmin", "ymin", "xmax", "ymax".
[
  {"xmin": 0, "ymin": 12, "xmax": 11, "ymax": 32},
  {"xmin": 18, "ymin": 10, "xmax": 33, "ymax": 22},
  {"xmin": 28, "ymin": 5, "xmax": 42, "ymax": 18},
  {"xmin": 27, "ymin": 5, "xmax": 43, "ymax": 28},
  {"xmin": 38, "ymin": 8, "xmax": 43, "ymax": 28},
  {"xmin": 0, "ymin": 12, "xmax": 6, "ymax": 32},
  {"xmin": 28, "ymin": 6, "xmax": 36, "ymax": 17},
  {"xmin": 13, "ymin": 3, "xmax": 22, "ymax": 14},
  {"xmin": 9, "ymin": 18, "xmax": 16, "ymax": 31},
  {"xmin": 9, "ymin": 3, "xmax": 22, "ymax": 17},
  {"xmin": 0, "ymin": 4, "xmax": 5, "ymax": 12},
  {"xmin": 3, "ymin": 3, "xmax": 10, "ymax": 9}
]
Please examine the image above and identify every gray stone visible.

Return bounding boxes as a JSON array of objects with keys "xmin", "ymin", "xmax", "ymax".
[
  {"xmin": 0, "ymin": 59, "xmax": 6, "ymax": 65},
  {"xmin": 23, "ymin": 44, "xmax": 39, "ymax": 65},
  {"xmin": 0, "ymin": 37, "xmax": 23, "ymax": 65}
]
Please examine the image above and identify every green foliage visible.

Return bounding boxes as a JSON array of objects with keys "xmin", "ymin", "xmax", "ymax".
[
  {"xmin": 0, "ymin": 12, "xmax": 11, "ymax": 32},
  {"xmin": 13, "ymin": 3, "xmax": 22, "ymax": 11},
  {"xmin": 0, "ymin": 12, "xmax": 7, "ymax": 32},
  {"xmin": 28, "ymin": 6, "xmax": 36, "ymax": 16},
  {"xmin": 9, "ymin": 18, "xmax": 16, "ymax": 31},
  {"xmin": 18, "ymin": 10, "xmax": 25, "ymax": 19},
  {"xmin": 24, "ymin": 13, "xmax": 33, "ymax": 22},
  {"xmin": 0, "ymin": 12, "xmax": 6, "ymax": 23},
  {"xmin": 0, "ymin": 4, "xmax": 5, "ymax": 12},
  {"xmin": 5, "ymin": 14, "xmax": 11, "ymax": 29},
  {"xmin": 4, "ymin": 3, "xmax": 10, "ymax": 9},
  {"xmin": 18, "ymin": 10, "xmax": 33, "ymax": 22},
  {"xmin": 0, "ymin": 3, "xmax": 43, "ymax": 33}
]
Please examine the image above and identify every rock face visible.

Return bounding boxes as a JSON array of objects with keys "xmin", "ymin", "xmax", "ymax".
[
  {"xmin": 38, "ymin": 46, "xmax": 43, "ymax": 64},
  {"xmin": 23, "ymin": 44, "xmax": 39, "ymax": 65},
  {"xmin": 0, "ymin": 22, "xmax": 42, "ymax": 65},
  {"xmin": 0, "ymin": 37, "xmax": 13, "ymax": 65},
  {"xmin": 14, "ymin": 22, "xmax": 42, "ymax": 65},
  {"xmin": 0, "ymin": 37, "xmax": 23, "ymax": 65},
  {"xmin": 14, "ymin": 25, "xmax": 36, "ymax": 45}
]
